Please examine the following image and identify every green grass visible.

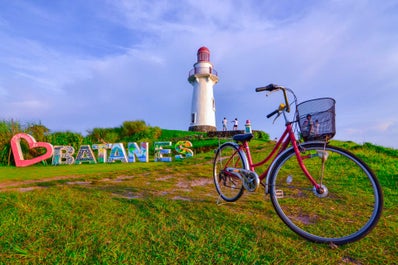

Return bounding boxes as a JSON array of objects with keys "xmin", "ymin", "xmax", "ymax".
[{"xmin": 0, "ymin": 141, "xmax": 397, "ymax": 264}]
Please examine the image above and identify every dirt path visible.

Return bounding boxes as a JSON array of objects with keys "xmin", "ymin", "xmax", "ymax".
[
  {"xmin": 0, "ymin": 175, "xmax": 214, "ymax": 196},
  {"xmin": 0, "ymin": 175, "xmax": 77, "ymax": 189}
]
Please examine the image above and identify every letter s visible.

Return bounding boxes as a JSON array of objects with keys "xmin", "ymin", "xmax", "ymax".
[{"xmin": 175, "ymin": 141, "xmax": 193, "ymax": 160}]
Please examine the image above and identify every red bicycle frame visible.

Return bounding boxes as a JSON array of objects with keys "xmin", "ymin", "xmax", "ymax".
[{"xmin": 238, "ymin": 123, "xmax": 321, "ymax": 190}]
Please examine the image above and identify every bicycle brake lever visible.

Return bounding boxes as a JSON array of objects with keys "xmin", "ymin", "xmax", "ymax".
[
  {"xmin": 272, "ymin": 112, "xmax": 281, "ymax": 124},
  {"xmin": 266, "ymin": 90, "xmax": 276, "ymax": 97}
]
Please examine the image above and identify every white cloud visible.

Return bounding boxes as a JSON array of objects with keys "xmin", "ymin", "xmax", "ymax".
[{"xmin": 0, "ymin": 0, "xmax": 397, "ymax": 147}]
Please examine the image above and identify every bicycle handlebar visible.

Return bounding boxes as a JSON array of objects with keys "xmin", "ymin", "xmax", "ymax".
[
  {"xmin": 255, "ymin": 83, "xmax": 283, "ymax": 92},
  {"xmin": 266, "ymin": 109, "xmax": 279, "ymax": 119},
  {"xmin": 255, "ymin": 83, "xmax": 291, "ymax": 115}
]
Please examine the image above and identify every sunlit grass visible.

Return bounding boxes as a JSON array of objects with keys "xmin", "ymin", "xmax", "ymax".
[{"xmin": 0, "ymin": 142, "xmax": 396, "ymax": 264}]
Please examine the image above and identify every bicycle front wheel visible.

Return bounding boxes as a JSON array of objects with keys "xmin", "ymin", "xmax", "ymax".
[
  {"xmin": 269, "ymin": 142, "xmax": 383, "ymax": 245},
  {"xmin": 213, "ymin": 142, "xmax": 246, "ymax": 202}
]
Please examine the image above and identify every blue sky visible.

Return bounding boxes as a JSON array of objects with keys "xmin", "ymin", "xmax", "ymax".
[{"xmin": 0, "ymin": 0, "xmax": 397, "ymax": 148}]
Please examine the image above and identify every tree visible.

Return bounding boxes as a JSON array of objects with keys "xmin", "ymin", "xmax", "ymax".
[
  {"xmin": 121, "ymin": 120, "xmax": 149, "ymax": 141},
  {"xmin": 50, "ymin": 131, "xmax": 84, "ymax": 152},
  {"xmin": 25, "ymin": 123, "xmax": 50, "ymax": 142}
]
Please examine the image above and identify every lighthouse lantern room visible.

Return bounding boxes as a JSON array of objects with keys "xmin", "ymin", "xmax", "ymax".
[{"xmin": 187, "ymin": 47, "xmax": 219, "ymax": 132}]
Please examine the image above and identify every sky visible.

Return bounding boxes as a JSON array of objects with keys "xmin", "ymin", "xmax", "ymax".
[{"xmin": 0, "ymin": 0, "xmax": 397, "ymax": 148}]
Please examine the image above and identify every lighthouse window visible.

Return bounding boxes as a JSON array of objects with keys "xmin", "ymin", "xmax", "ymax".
[
  {"xmin": 212, "ymin": 98, "xmax": 216, "ymax": 110},
  {"xmin": 198, "ymin": 53, "xmax": 209, "ymax": 62},
  {"xmin": 191, "ymin": 113, "xmax": 196, "ymax": 123}
]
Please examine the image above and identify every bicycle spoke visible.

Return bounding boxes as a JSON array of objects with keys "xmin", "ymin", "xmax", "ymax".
[
  {"xmin": 213, "ymin": 143, "xmax": 245, "ymax": 202},
  {"xmin": 269, "ymin": 143, "xmax": 383, "ymax": 245}
]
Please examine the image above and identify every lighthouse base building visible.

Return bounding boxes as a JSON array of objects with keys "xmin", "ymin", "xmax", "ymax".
[{"xmin": 188, "ymin": 47, "xmax": 218, "ymax": 132}]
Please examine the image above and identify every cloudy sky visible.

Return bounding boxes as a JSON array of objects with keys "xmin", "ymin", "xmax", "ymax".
[{"xmin": 0, "ymin": 0, "xmax": 397, "ymax": 148}]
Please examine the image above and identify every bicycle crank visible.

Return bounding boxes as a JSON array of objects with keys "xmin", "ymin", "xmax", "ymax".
[{"xmin": 226, "ymin": 168, "xmax": 260, "ymax": 192}]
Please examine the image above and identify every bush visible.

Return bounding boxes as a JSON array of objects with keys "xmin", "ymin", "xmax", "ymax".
[
  {"xmin": 50, "ymin": 131, "xmax": 84, "ymax": 151},
  {"xmin": 0, "ymin": 120, "xmax": 23, "ymax": 165},
  {"xmin": 253, "ymin": 130, "xmax": 270, "ymax": 141}
]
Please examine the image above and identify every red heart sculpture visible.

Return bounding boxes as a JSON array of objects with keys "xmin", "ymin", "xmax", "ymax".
[{"xmin": 11, "ymin": 133, "xmax": 54, "ymax": 167}]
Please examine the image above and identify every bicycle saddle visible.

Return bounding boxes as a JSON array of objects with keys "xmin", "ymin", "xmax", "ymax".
[{"xmin": 233, "ymin": 133, "xmax": 253, "ymax": 142}]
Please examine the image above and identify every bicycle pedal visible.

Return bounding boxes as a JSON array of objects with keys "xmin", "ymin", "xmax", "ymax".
[{"xmin": 275, "ymin": 190, "xmax": 284, "ymax": 199}]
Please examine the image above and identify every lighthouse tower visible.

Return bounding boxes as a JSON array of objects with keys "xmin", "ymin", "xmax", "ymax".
[{"xmin": 188, "ymin": 46, "xmax": 219, "ymax": 132}]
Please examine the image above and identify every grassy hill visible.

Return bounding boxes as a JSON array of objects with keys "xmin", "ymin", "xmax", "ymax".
[{"xmin": 0, "ymin": 132, "xmax": 396, "ymax": 264}]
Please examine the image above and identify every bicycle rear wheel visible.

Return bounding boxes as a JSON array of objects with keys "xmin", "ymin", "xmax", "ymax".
[
  {"xmin": 269, "ymin": 142, "xmax": 383, "ymax": 245},
  {"xmin": 213, "ymin": 142, "xmax": 245, "ymax": 202}
]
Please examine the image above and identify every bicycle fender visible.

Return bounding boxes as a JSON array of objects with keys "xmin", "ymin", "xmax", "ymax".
[{"xmin": 264, "ymin": 141, "xmax": 327, "ymax": 194}]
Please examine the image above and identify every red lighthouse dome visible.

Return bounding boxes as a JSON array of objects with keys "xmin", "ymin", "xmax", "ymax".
[{"xmin": 197, "ymin": 46, "xmax": 210, "ymax": 62}]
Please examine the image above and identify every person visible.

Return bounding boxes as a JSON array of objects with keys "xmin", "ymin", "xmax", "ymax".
[
  {"xmin": 232, "ymin": 118, "xmax": 238, "ymax": 130},
  {"xmin": 302, "ymin": 114, "xmax": 314, "ymax": 137},
  {"xmin": 314, "ymin": 119, "xmax": 320, "ymax": 136},
  {"xmin": 222, "ymin": 117, "xmax": 228, "ymax": 131}
]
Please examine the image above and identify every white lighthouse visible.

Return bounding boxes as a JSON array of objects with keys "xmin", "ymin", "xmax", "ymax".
[{"xmin": 188, "ymin": 46, "xmax": 219, "ymax": 132}]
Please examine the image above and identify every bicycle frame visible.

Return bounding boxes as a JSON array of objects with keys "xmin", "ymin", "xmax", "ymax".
[
  {"xmin": 215, "ymin": 84, "xmax": 383, "ymax": 245},
  {"xmin": 237, "ymin": 122, "xmax": 322, "ymax": 194}
]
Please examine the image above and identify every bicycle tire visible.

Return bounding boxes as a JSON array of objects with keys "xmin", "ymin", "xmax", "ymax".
[
  {"xmin": 269, "ymin": 142, "xmax": 383, "ymax": 245},
  {"xmin": 213, "ymin": 142, "xmax": 246, "ymax": 202}
]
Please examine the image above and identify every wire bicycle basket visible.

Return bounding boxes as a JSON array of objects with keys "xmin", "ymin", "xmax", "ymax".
[{"xmin": 296, "ymin": 97, "xmax": 336, "ymax": 141}]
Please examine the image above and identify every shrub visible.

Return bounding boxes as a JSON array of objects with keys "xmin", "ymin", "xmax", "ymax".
[{"xmin": 253, "ymin": 130, "xmax": 270, "ymax": 141}]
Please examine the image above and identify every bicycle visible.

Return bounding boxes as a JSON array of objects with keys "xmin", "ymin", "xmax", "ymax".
[{"xmin": 213, "ymin": 84, "xmax": 383, "ymax": 245}]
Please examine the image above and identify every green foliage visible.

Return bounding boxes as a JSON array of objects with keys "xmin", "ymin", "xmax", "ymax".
[
  {"xmin": 86, "ymin": 127, "xmax": 121, "ymax": 144},
  {"xmin": 85, "ymin": 121, "xmax": 162, "ymax": 146},
  {"xmin": 50, "ymin": 131, "xmax": 84, "ymax": 151},
  {"xmin": 0, "ymin": 120, "xmax": 23, "ymax": 165},
  {"xmin": 361, "ymin": 142, "xmax": 398, "ymax": 158},
  {"xmin": 25, "ymin": 123, "xmax": 50, "ymax": 142},
  {"xmin": 159, "ymin": 129, "xmax": 205, "ymax": 140},
  {"xmin": 120, "ymin": 120, "xmax": 162, "ymax": 143},
  {"xmin": 121, "ymin": 120, "xmax": 148, "ymax": 139},
  {"xmin": 253, "ymin": 130, "xmax": 270, "ymax": 141}
]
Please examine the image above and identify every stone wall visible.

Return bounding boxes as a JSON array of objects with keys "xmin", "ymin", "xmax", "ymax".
[
  {"xmin": 188, "ymin": 125, "xmax": 216, "ymax": 132},
  {"xmin": 207, "ymin": 130, "xmax": 246, "ymax": 138}
]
